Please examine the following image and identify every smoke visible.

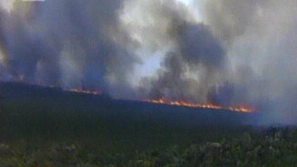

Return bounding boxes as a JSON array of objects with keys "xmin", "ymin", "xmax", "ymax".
[
  {"xmin": 1, "ymin": 0, "xmax": 297, "ymax": 125},
  {"xmin": 120, "ymin": 0, "xmax": 227, "ymax": 102},
  {"xmin": 0, "ymin": 0, "xmax": 227, "ymax": 101},
  {"xmin": 202, "ymin": 0, "xmax": 259, "ymax": 43},
  {"xmin": 121, "ymin": 0, "xmax": 297, "ymax": 125},
  {"xmin": 0, "ymin": 0, "xmax": 139, "ymax": 98},
  {"xmin": 201, "ymin": 0, "xmax": 297, "ymax": 125},
  {"xmin": 145, "ymin": 23, "xmax": 226, "ymax": 102}
]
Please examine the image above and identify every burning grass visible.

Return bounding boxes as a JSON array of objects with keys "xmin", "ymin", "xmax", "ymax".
[
  {"xmin": 6, "ymin": 81, "xmax": 257, "ymax": 113},
  {"xmin": 0, "ymin": 96, "xmax": 293, "ymax": 166},
  {"xmin": 144, "ymin": 98, "xmax": 258, "ymax": 113},
  {"xmin": 0, "ymin": 82, "xmax": 277, "ymax": 167}
]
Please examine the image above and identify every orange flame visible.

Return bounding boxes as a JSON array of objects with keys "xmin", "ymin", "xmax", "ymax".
[
  {"xmin": 144, "ymin": 98, "xmax": 257, "ymax": 113},
  {"xmin": 11, "ymin": 80, "xmax": 257, "ymax": 113},
  {"xmin": 33, "ymin": 81, "xmax": 103, "ymax": 96}
]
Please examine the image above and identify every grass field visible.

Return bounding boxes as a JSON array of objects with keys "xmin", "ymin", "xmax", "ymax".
[{"xmin": 1, "ymin": 83, "xmax": 297, "ymax": 166}]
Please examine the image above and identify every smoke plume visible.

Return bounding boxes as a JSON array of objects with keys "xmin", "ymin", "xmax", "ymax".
[
  {"xmin": 0, "ymin": 0, "xmax": 297, "ymax": 125},
  {"xmin": 202, "ymin": 0, "xmax": 297, "ymax": 124},
  {"xmin": 120, "ymin": 0, "xmax": 227, "ymax": 102},
  {"xmin": 0, "ymin": 0, "xmax": 138, "ymax": 98},
  {"xmin": 121, "ymin": 0, "xmax": 297, "ymax": 125}
]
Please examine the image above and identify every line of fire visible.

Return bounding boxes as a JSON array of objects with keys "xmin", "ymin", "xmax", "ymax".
[{"xmin": 8, "ymin": 78, "xmax": 258, "ymax": 113}]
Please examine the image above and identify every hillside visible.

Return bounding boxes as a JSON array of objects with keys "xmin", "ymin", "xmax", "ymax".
[{"xmin": 0, "ymin": 81, "xmax": 266, "ymax": 166}]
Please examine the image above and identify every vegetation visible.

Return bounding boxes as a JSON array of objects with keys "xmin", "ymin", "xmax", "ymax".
[
  {"xmin": 1, "ymin": 126, "xmax": 297, "ymax": 166},
  {"xmin": 0, "ymin": 83, "xmax": 296, "ymax": 166}
]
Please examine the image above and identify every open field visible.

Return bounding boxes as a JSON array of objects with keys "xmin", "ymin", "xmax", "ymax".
[{"xmin": 1, "ymin": 82, "xmax": 297, "ymax": 166}]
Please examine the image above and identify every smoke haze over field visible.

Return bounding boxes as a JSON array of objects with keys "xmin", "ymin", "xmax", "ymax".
[
  {"xmin": 0, "ymin": 0, "xmax": 297, "ymax": 124},
  {"xmin": 202, "ymin": 0, "xmax": 297, "ymax": 124}
]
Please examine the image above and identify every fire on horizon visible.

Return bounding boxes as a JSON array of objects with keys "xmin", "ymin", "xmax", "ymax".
[
  {"xmin": 144, "ymin": 98, "xmax": 257, "ymax": 113},
  {"xmin": 0, "ymin": 0, "xmax": 297, "ymax": 124},
  {"xmin": 21, "ymin": 80, "xmax": 258, "ymax": 113},
  {"xmin": 62, "ymin": 87, "xmax": 259, "ymax": 113}
]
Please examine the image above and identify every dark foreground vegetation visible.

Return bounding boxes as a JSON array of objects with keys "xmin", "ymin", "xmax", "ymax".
[
  {"xmin": 2, "ymin": 125, "xmax": 297, "ymax": 167},
  {"xmin": 1, "ymin": 82, "xmax": 296, "ymax": 166}
]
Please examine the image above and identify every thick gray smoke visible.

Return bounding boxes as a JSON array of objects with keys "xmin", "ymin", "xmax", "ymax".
[
  {"xmin": 201, "ymin": 0, "xmax": 297, "ymax": 125},
  {"xmin": 1, "ymin": 0, "xmax": 297, "ymax": 125},
  {"xmin": 121, "ymin": 0, "xmax": 227, "ymax": 102},
  {"xmin": 121, "ymin": 0, "xmax": 297, "ymax": 125},
  {"xmin": 0, "ymin": 0, "xmax": 138, "ymax": 99},
  {"xmin": 146, "ymin": 23, "xmax": 226, "ymax": 102}
]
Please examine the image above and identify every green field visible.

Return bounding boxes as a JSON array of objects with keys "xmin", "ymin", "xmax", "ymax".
[{"xmin": 1, "ymin": 93, "xmax": 297, "ymax": 166}]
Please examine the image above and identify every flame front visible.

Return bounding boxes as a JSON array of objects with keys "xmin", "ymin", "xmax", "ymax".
[
  {"xmin": 6, "ymin": 80, "xmax": 257, "ymax": 113},
  {"xmin": 144, "ymin": 98, "xmax": 257, "ymax": 113},
  {"xmin": 33, "ymin": 80, "xmax": 103, "ymax": 96}
]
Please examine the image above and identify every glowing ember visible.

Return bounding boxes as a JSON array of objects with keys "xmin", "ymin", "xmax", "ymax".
[{"xmin": 144, "ymin": 98, "xmax": 257, "ymax": 113}]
